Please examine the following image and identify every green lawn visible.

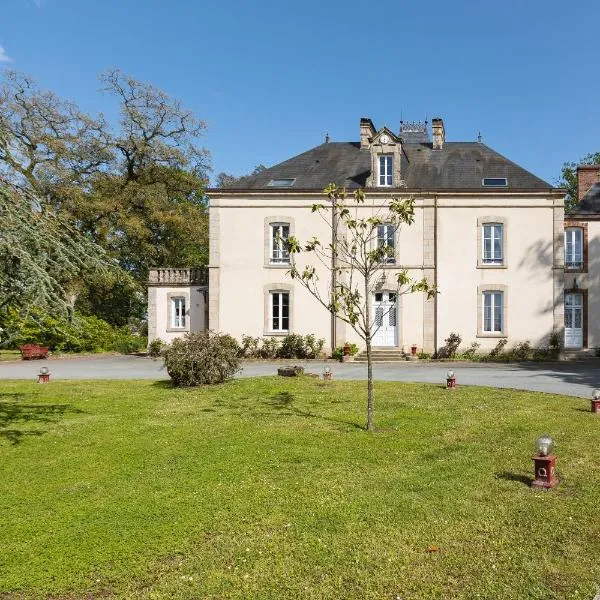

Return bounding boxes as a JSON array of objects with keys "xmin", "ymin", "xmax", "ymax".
[{"xmin": 1, "ymin": 377, "xmax": 599, "ymax": 599}]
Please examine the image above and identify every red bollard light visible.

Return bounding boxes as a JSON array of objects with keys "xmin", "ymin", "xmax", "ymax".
[
  {"xmin": 531, "ymin": 435, "xmax": 558, "ymax": 490},
  {"xmin": 38, "ymin": 366, "xmax": 50, "ymax": 384}
]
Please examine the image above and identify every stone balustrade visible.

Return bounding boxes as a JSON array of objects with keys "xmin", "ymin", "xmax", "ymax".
[{"xmin": 148, "ymin": 268, "xmax": 208, "ymax": 286}]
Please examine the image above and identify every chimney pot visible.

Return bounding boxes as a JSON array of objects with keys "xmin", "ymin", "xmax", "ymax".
[
  {"xmin": 577, "ymin": 165, "xmax": 600, "ymax": 202},
  {"xmin": 432, "ymin": 118, "xmax": 445, "ymax": 150}
]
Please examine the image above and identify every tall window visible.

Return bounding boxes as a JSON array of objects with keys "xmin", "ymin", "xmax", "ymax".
[
  {"xmin": 270, "ymin": 291, "xmax": 289, "ymax": 332},
  {"xmin": 482, "ymin": 291, "xmax": 503, "ymax": 333},
  {"xmin": 379, "ymin": 155, "xmax": 393, "ymax": 187},
  {"xmin": 377, "ymin": 224, "xmax": 395, "ymax": 263},
  {"xmin": 482, "ymin": 223, "xmax": 503, "ymax": 264},
  {"xmin": 565, "ymin": 228, "xmax": 583, "ymax": 269},
  {"xmin": 270, "ymin": 223, "xmax": 290, "ymax": 264},
  {"xmin": 171, "ymin": 297, "xmax": 186, "ymax": 329}
]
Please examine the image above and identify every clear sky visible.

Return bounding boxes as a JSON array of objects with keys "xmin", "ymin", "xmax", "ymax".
[{"xmin": 1, "ymin": 0, "xmax": 599, "ymax": 186}]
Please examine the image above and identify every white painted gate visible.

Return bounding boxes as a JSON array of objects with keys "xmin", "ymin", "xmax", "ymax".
[
  {"xmin": 564, "ymin": 292, "xmax": 583, "ymax": 349},
  {"xmin": 372, "ymin": 292, "xmax": 398, "ymax": 347}
]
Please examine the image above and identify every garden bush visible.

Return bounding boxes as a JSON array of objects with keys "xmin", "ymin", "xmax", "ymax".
[
  {"xmin": 148, "ymin": 338, "xmax": 166, "ymax": 358},
  {"xmin": 437, "ymin": 332, "xmax": 462, "ymax": 358},
  {"xmin": 0, "ymin": 308, "xmax": 146, "ymax": 353},
  {"xmin": 460, "ymin": 341, "xmax": 481, "ymax": 360},
  {"xmin": 238, "ymin": 334, "xmax": 325, "ymax": 359},
  {"xmin": 259, "ymin": 338, "xmax": 280, "ymax": 359},
  {"xmin": 277, "ymin": 334, "xmax": 307, "ymax": 359},
  {"xmin": 489, "ymin": 338, "xmax": 508, "ymax": 357},
  {"xmin": 163, "ymin": 331, "xmax": 241, "ymax": 386}
]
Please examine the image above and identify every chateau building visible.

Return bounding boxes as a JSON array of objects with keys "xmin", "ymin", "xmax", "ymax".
[{"xmin": 148, "ymin": 117, "xmax": 599, "ymax": 357}]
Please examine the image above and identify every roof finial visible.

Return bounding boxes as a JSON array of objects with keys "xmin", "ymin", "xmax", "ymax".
[
  {"xmin": 477, "ymin": 131, "xmax": 482, "ymax": 143},
  {"xmin": 325, "ymin": 132, "xmax": 330, "ymax": 144}
]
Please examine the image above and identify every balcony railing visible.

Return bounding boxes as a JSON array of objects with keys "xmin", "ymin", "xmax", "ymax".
[{"xmin": 148, "ymin": 268, "xmax": 208, "ymax": 285}]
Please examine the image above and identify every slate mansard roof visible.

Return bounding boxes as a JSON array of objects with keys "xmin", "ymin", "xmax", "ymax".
[{"xmin": 217, "ymin": 140, "xmax": 556, "ymax": 193}]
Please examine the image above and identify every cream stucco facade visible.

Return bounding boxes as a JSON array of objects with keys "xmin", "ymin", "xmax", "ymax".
[{"xmin": 148, "ymin": 117, "xmax": 600, "ymax": 358}]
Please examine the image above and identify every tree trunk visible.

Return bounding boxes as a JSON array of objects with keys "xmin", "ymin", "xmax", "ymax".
[
  {"xmin": 365, "ymin": 276, "xmax": 374, "ymax": 431},
  {"xmin": 366, "ymin": 334, "xmax": 374, "ymax": 431}
]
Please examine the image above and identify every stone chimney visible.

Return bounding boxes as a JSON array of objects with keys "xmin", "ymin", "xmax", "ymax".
[
  {"xmin": 577, "ymin": 165, "xmax": 600, "ymax": 201},
  {"xmin": 360, "ymin": 117, "xmax": 376, "ymax": 149},
  {"xmin": 431, "ymin": 118, "xmax": 445, "ymax": 150}
]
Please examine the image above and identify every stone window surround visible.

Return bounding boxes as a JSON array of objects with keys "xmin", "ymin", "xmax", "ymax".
[
  {"xmin": 565, "ymin": 287, "xmax": 588, "ymax": 349},
  {"xmin": 264, "ymin": 216, "xmax": 295, "ymax": 268},
  {"xmin": 477, "ymin": 216, "xmax": 507, "ymax": 269},
  {"xmin": 166, "ymin": 291, "xmax": 190, "ymax": 333},
  {"xmin": 477, "ymin": 284, "xmax": 508, "ymax": 338},
  {"xmin": 264, "ymin": 283, "xmax": 293, "ymax": 336},
  {"xmin": 564, "ymin": 220, "xmax": 588, "ymax": 274}
]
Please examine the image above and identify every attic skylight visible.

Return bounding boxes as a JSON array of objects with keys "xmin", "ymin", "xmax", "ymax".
[
  {"xmin": 482, "ymin": 178, "xmax": 508, "ymax": 187},
  {"xmin": 268, "ymin": 178, "xmax": 296, "ymax": 187}
]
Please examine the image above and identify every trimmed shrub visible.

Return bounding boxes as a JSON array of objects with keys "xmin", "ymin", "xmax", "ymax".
[
  {"xmin": 437, "ymin": 332, "xmax": 462, "ymax": 358},
  {"xmin": 148, "ymin": 338, "xmax": 166, "ymax": 358},
  {"xmin": 277, "ymin": 334, "xmax": 307, "ymax": 359},
  {"xmin": 239, "ymin": 335, "xmax": 324, "ymax": 359},
  {"xmin": 240, "ymin": 335, "xmax": 260, "ymax": 357},
  {"xmin": 512, "ymin": 341, "xmax": 533, "ymax": 361},
  {"xmin": 303, "ymin": 334, "xmax": 325, "ymax": 359},
  {"xmin": 460, "ymin": 342, "xmax": 481, "ymax": 360},
  {"xmin": 489, "ymin": 338, "xmax": 508, "ymax": 357},
  {"xmin": 259, "ymin": 338, "xmax": 280, "ymax": 359},
  {"xmin": 163, "ymin": 331, "xmax": 241, "ymax": 386}
]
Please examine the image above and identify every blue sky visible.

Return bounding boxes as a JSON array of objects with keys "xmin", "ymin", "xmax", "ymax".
[{"xmin": 1, "ymin": 0, "xmax": 599, "ymax": 185}]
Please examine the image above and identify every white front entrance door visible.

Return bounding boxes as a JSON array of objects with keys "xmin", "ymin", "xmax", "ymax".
[
  {"xmin": 565, "ymin": 292, "xmax": 583, "ymax": 349},
  {"xmin": 372, "ymin": 292, "xmax": 398, "ymax": 347}
]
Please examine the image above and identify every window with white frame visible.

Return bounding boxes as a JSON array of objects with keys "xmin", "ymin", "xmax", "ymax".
[
  {"xmin": 377, "ymin": 223, "xmax": 396, "ymax": 263},
  {"xmin": 171, "ymin": 297, "xmax": 186, "ymax": 329},
  {"xmin": 482, "ymin": 291, "xmax": 503, "ymax": 333},
  {"xmin": 270, "ymin": 223, "xmax": 290, "ymax": 264},
  {"xmin": 482, "ymin": 223, "xmax": 503, "ymax": 264},
  {"xmin": 379, "ymin": 155, "xmax": 393, "ymax": 187},
  {"xmin": 270, "ymin": 291, "xmax": 289, "ymax": 332},
  {"xmin": 565, "ymin": 227, "xmax": 583, "ymax": 269}
]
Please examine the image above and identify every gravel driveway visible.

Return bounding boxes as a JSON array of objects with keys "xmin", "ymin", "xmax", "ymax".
[{"xmin": 0, "ymin": 355, "xmax": 598, "ymax": 398}]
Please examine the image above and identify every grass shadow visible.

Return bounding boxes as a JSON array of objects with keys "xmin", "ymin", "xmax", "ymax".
[
  {"xmin": 266, "ymin": 391, "xmax": 365, "ymax": 431},
  {"xmin": 0, "ymin": 397, "xmax": 84, "ymax": 446},
  {"xmin": 150, "ymin": 380, "xmax": 176, "ymax": 390},
  {"xmin": 495, "ymin": 471, "xmax": 533, "ymax": 486}
]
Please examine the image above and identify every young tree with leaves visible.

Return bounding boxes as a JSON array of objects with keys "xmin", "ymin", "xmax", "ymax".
[{"xmin": 286, "ymin": 183, "xmax": 436, "ymax": 431}]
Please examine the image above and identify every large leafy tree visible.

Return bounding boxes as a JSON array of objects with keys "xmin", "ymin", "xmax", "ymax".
[
  {"xmin": 286, "ymin": 184, "xmax": 436, "ymax": 431},
  {"xmin": 0, "ymin": 180, "xmax": 119, "ymax": 344},
  {"xmin": 559, "ymin": 152, "xmax": 600, "ymax": 212},
  {"xmin": 0, "ymin": 69, "xmax": 210, "ymax": 323}
]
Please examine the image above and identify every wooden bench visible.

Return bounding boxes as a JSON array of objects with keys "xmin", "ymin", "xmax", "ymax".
[{"xmin": 18, "ymin": 344, "xmax": 50, "ymax": 360}]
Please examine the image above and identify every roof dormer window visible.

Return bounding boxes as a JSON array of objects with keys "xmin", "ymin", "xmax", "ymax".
[{"xmin": 379, "ymin": 155, "xmax": 393, "ymax": 187}]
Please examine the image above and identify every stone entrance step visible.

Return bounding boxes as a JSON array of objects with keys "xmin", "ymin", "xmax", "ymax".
[
  {"xmin": 561, "ymin": 349, "xmax": 599, "ymax": 361},
  {"xmin": 354, "ymin": 349, "xmax": 410, "ymax": 363}
]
